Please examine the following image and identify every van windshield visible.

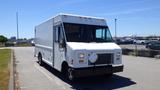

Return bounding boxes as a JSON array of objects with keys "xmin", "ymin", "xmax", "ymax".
[{"xmin": 64, "ymin": 23, "xmax": 113, "ymax": 42}]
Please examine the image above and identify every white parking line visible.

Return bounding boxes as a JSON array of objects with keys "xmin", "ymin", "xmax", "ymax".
[{"xmin": 34, "ymin": 63, "xmax": 66, "ymax": 90}]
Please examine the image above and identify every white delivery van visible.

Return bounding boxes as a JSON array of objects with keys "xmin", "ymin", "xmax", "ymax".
[{"xmin": 34, "ymin": 14, "xmax": 123, "ymax": 80}]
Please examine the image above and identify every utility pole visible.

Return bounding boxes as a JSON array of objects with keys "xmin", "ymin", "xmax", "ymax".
[
  {"xmin": 16, "ymin": 12, "xmax": 19, "ymax": 41},
  {"xmin": 115, "ymin": 18, "xmax": 117, "ymax": 41}
]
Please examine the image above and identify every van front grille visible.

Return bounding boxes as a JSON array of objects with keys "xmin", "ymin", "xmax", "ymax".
[{"xmin": 89, "ymin": 53, "xmax": 113, "ymax": 65}]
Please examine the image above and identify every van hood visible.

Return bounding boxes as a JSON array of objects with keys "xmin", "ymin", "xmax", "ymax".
[{"xmin": 66, "ymin": 42, "xmax": 121, "ymax": 50}]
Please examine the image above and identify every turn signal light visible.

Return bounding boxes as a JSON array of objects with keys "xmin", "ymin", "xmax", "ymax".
[{"xmin": 79, "ymin": 59, "xmax": 84, "ymax": 63}]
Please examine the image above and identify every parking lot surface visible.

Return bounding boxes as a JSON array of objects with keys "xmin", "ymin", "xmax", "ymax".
[{"xmin": 13, "ymin": 47, "xmax": 160, "ymax": 90}]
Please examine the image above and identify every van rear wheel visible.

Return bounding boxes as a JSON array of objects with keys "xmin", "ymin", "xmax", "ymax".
[{"xmin": 38, "ymin": 53, "xmax": 44, "ymax": 66}]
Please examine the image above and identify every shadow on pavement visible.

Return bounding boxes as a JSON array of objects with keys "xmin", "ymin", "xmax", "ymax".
[{"xmin": 40, "ymin": 62, "xmax": 136, "ymax": 90}]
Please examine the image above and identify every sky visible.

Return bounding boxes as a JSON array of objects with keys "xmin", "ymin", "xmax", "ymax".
[{"xmin": 0, "ymin": 0, "xmax": 160, "ymax": 39}]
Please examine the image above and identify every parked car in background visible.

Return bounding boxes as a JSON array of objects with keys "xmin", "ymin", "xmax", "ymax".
[
  {"xmin": 133, "ymin": 39, "xmax": 146, "ymax": 45},
  {"xmin": 116, "ymin": 38, "xmax": 134, "ymax": 44},
  {"xmin": 31, "ymin": 40, "xmax": 35, "ymax": 46},
  {"xmin": 146, "ymin": 41, "xmax": 160, "ymax": 50}
]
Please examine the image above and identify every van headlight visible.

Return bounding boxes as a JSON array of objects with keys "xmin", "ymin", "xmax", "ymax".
[
  {"xmin": 79, "ymin": 53, "xmax": 85, "ymax": 58},
  {"xmin": 79, "ymin": 53, "xmax": 85, "ymax": 63},
  {"xmin": 116, "ymin": 52, "xmax": 121, "ymax": 60}
]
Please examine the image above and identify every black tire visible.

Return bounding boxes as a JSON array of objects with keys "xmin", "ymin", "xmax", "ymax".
[
  {"xmin": 38, "ymin": 53, "xmax": 44, "ymax": 66},
  {"xmin": 62, "ymin": 63, "xmax": 74, "ymax": 81}
]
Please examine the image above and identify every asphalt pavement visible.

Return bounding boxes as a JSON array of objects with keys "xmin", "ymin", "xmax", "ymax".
[{"xmin": 12, "ymin": 47, "xmax": 160, "ymax": 90}]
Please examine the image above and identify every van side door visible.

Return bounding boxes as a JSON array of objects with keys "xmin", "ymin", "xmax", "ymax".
[{"xmin": 53, "ymin": 24, "xmax": 66, "ymax": 71}]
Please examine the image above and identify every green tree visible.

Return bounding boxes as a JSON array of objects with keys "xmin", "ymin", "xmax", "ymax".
[{"xmin": 0, "ymin": 35, "xmax": 8, "ymax": 45}]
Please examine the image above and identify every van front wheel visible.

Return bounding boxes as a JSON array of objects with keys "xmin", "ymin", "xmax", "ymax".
[
  {"xmin": 67, "ymin": 68, "xmax": 74, "ymax": 81},
  {"xmin": 38, "ymin": 53, "xmax": 44, "ymax": 66}
]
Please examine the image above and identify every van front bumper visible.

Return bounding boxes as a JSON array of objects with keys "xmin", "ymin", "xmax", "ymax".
[{"xmin": 71, "ymin": 65, "xmax": 123, "ymax": 78}]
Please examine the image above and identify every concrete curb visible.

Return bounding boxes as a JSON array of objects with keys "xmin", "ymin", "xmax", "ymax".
[{"xmin": 9, "ymin": 49, "xmax": 14, "ymax": 90}]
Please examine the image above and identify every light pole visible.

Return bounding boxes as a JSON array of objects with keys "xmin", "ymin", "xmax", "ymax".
[
  {"xmin": 115, "ymin": 18, "xmax": 117, "ymax": 41},
  {"xmin": 16, "ymin": 12, "xmax": 19, "ymax": 41}
]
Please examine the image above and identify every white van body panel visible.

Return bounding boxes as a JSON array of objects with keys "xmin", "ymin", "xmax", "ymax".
[
  {"xmin": 66, "ymin": 42, "xmax": 122, "ymax": 68},
  {"xmin": 54, "ymin": 42, "xmax": 66, "ymax": 71},
  {"xmin": 35, "ymin": 19, "xmax": 54, "ymax": 67},
  {"xmin": 66, "ymin": 42, "xmax": 121, "ymax": 50}
]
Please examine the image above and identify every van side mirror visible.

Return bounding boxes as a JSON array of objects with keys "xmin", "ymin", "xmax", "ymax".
[{"xmin": 59, "ymin": 39, "xmax": 66, "ymax": 48}]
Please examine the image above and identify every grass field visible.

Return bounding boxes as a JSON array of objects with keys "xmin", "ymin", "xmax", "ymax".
[{"xmin": 0, "ymin": 49, "xmax": 11, "ymax": 90}]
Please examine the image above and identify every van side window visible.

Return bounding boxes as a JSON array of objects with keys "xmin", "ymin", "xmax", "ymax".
[
  {"xmin": 58, "ymin": 27, "xmax": 61, "ymax": 42},
  {"xmin": 55, "ymin": 25, "xmax": 66, "ymax": 48},
  {"xmin": 55, "ymin": 26, "xmax": 61, "ymax": 42}
]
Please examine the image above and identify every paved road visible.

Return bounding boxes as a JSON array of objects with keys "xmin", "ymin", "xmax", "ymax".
[{"xmin": 13, "ymin": 47, "xmax": 160, "ymax": 90}]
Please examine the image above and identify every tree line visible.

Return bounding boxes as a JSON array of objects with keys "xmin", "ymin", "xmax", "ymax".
[{"xmin": 0, "ymin": 35, "xmax": 8, "ymax": 45}]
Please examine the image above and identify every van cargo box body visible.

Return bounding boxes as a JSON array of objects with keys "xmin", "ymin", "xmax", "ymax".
[{"xmin": 35, "ymin": 14, "xmax": 123, "ymax": 80}]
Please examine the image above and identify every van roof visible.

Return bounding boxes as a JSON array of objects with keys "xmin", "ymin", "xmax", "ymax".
[
  {"xmin": 54, "ymin": 13, "xmax": 107, "ymax": 26},
  {"xmin": 36, "ymin": 13, "xmax": 107, "ymax": 27},
  {"xmin": 57, "ymin": 13, "xmax": 105, "ymax": 20}
]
